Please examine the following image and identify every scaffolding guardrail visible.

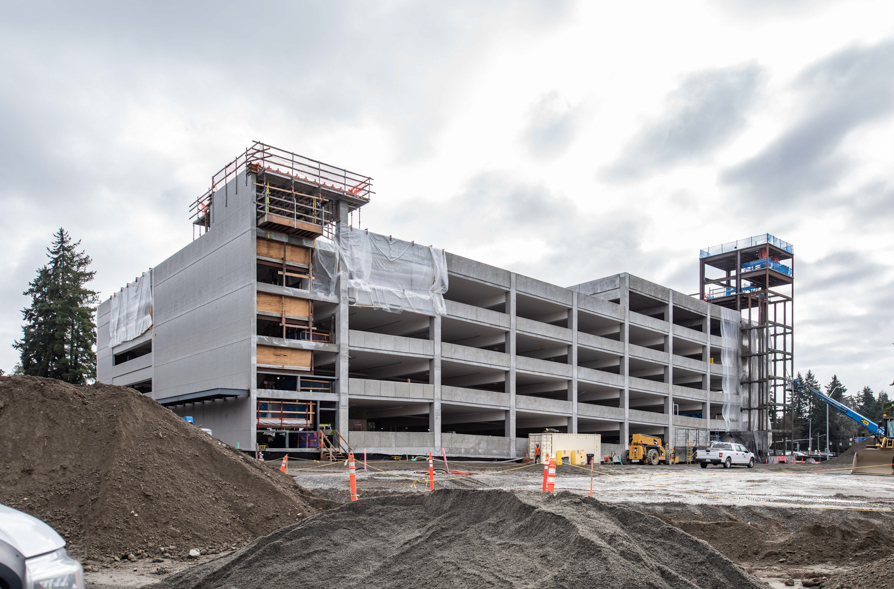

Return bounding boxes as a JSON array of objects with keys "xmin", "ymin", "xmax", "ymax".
[
  {"xmin": 190, "ymin": 141, "xmax": 373, "ymax": 233},
  {"xmin": 700, "ymin": 233, "xmax": 794, "ymax": 258},
  {"xmin": 741, "ymin": 259, "xmax": 793, "ymax": 277},
  {"xmin": 257, "ymin": 400, "xmax": 315, "ymax": 429},
  {"xmin": 257, "ymin": 373, "xmax": 335, "ymax": 394}
]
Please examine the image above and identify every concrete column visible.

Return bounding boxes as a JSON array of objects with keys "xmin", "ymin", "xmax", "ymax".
[
  {"xmin": 334, "ymin": 201, "xmax": 351, "ymax": 437},
  {"xmin": 620, "ymin": 274, "xmax": 630, "ymax": 448},
  {"xmin": 704, "ymin": 304, "xmax": 712, "ymax": 428},
  {"xmin": 666, "ymin": 297, "xmax": 675, "ymax": 446},
  {"xmin": 568, "ymin": 292, "xmax": 579, "ymax": 434},
  {"xmin": 505, "ymin": 275, "xmax": 517, "ymax": 455},
  {"xmin": 429, "ymin": 315, "xmax": 442, "ymax": 450}
]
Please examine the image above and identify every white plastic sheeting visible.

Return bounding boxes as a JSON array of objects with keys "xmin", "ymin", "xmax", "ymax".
[
  {"xmin": 313, "ymin": 226, "xmax": 448, "ymax": 316},
  {"xmin": 311, "ymin": 240, "xmax": 339, "ymax": 295},
  {"xmin": 719, "ymin": 307, "xmax": 743, "ymax": 432},
  {"xmin": 109, "ymin": 272, "xmax": 153, "ymax": 347}
]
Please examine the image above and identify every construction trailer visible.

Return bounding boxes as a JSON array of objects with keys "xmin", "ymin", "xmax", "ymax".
[
  {"xmin": 529, "ymin": 433, "xmax": 601, "ymax": 464},
  {"xmin": 96, "ymin": 142, "xmax": 770, "ymax": 460}
]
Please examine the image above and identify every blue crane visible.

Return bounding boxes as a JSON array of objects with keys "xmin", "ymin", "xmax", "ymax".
[
  {"xmin": 790, "ymin": 378, "xmax": 894, "ymax": 475},
  {"xmin": 789, "ymin": 378, "xmax": 884, "ymax": 437}
]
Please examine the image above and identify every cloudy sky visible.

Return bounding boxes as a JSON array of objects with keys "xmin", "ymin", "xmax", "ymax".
[{"xmin": 2, "ymin": 1, "xmax": 893, "ymax": 397}]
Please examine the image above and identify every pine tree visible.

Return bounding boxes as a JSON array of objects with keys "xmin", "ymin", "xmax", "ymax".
[
  {"xmin": 13, "ymin": 229, "xmax": 97, "ymax": 384},
  {"xmin": 825, "ymin": 375, "xmax": 847, "ymax": 451},
  {"xmin": 794, "ymin": 371, "xmax": 823, "ymax": 444},
  {"xmin": 857, "ymin": 386, "xmax": 880, "ymax": 421}
]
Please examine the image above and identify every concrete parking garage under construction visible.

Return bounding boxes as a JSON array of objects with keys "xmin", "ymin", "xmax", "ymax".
[{"xmin": 96, "ymin": 142, "xmax": 771, "ymax": 459}]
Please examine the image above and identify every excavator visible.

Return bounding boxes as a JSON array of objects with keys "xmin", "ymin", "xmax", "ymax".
[{"xmin": 789, "ymin": 379, "xmax": 894, "ymax": 475}]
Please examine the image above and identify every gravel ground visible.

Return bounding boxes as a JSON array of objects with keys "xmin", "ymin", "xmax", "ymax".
[
  {"xmin": 84, "ymin": 459, "xmax": 894, "ymax": 589},
  {"xmin": 143, "ymin": 490, "xmax": 769, "ymax": 589},
  {"xmin": 290, "ymin": 459, "xmax": 894, "ymax": 511}
]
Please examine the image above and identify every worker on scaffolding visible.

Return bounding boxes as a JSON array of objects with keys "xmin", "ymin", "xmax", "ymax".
[{"xmin": 758, "ymin": 248, "xmax": 780, "ymax": 264}]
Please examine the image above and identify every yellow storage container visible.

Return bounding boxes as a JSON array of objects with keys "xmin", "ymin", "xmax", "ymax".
[
  {"xmin": 570, "ymin": 450, "xmax": 587, "ymax": 465},
  {"xmin": 554, "ymin": 450, "xmax": 564, "ymax": 465}
]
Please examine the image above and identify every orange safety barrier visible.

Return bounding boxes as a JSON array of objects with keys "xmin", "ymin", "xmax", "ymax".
[
  {"xmin": 589, "ymin": 456, "xmax": 594, "ymax": 497},
  {"xmin": 541, "ymin": 454, "xmax": 550, "ymax": 493},
  {"xmin": 428, "ymin": 452, "xmax": 435, "ymax": 491},
  {"xmin": 280, "ymin": 455, "xmax": 289, "ymax": 474},
  {"xmin": 348, "ymin": 452, "xmax": 358, "ymax": 501},
  {"xmin": 547, "ymin": 458, "xmax": 556, "ymax": 494}
]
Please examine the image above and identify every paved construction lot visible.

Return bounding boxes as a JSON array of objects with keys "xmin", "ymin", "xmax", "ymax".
[{"xmin": 292, "ymin": 459, "xmax": 893, "ymax": 511}]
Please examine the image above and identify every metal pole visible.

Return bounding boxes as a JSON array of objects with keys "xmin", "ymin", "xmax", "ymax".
[{"xmin": 826, "ymin": 404, "xmax": 830, "ymax": 456}]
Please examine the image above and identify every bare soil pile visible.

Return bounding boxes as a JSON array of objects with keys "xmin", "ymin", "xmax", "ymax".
[
  {"xmin": 643, "ymin": 503, "xmax": 894, "ymax": 567},
  {"xmin": 0, "ymin": 376, "xmax": 336, "ymax": 562},
  {"xmin": 822, "ymin": 554, "xmax": 894, "ymax": 589},
  {"xmin": 153, "ymin": 490, "xmax": 768, "ymax": 589},
  {"xmin": 823, "ymin": 439, "xmax": 871, "ymax": 467}
]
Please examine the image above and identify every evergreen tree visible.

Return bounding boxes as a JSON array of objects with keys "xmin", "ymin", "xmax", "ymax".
[
  {"xmin": 880, "ymin": 390, "xmax": 893, "ymax": 417},
  {"xmin": 794, "ymin": 371, "xmax": 823, "ymax": 444},
  {"xmin": 13, "ymin": 229, "xmax": 97, "ymax": 384},
  {"xmin": 857, "ymin": 386, "xmax": 880, "ymax": 421},
  {"xmin": 825, "ymin": 375, "xmax": 847, "ymax": 451}
]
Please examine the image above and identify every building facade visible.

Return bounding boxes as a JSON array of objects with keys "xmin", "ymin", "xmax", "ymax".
[{"xmin": 97, "ymin": 144, "xmax": 749, "ymax": 458}]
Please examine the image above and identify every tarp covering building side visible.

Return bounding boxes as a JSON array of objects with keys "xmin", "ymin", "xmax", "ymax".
[{"xmin": 109, "ymin": 271, "xmax": 153, "ymax": 347}]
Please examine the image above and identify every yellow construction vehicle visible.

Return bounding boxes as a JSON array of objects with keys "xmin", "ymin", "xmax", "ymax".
[{"xmin": 624, "ymin": 433, "xmax": 679, "ymax": 465}]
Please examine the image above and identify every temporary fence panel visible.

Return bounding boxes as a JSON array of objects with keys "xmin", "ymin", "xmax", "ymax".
[{"xmin": 109, "ymin": 271, "xmax": 153, "ymax": 347}]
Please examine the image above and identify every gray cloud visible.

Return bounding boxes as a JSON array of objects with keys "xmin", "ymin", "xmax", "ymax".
[
  {"xmin": 0, "ymin": 1, "xmax": 576, "ymax": 372},
  {"xmin": 796, "ymin": 250, "xmax": 889, "ymax": 293},
  {"xmin": 383, "ymin": 172, "xmax": 661, "ymax": 289},
  {"xmin": 523, "ymin": 92, "xmax": 582, "ymax": 158},
  {"xmin": 792, "ymin": 248, "xmax": 894, "ymax": 392},
  {"xmin": 722, "ymin": 41, "xmax": 894, "ymax": 204},
  {"xmin": 603, "ymin": 63, "xmax": 765, "ymax": 181},
  {"xmin": 710, "ymin": 0, "xmax": 836, "ymax": 21}
]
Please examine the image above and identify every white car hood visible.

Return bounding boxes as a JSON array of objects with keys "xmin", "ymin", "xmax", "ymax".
[{"xmin": 0, "ymin": 504, "xmax": 65, "ymax": 558}]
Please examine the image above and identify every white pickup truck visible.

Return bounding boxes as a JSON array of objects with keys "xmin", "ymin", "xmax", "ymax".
[{"xmin": 695, "ymin": 442, "xmax": 756, "ymax": 469}]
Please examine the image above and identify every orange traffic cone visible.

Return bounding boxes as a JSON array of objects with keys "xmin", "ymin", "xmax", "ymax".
[
  {"xmin": 280, "ymin": 455, "xmax": 288, "ymax": 474},
  {"xmin": 348, "ymin": 452, "xmax": 358, "ymax": 501},
  {"xmin": 547, "ymin": 458, "xmax": 556, "ymax": 494},
  {"xmin": 541, "ymin": 454, "xmax": 550, "ymax": 493},
  {"xmin": 428, "ymin": 452, "xmax": 435, "ymax": 491}
]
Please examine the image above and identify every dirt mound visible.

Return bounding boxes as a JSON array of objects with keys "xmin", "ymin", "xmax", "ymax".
[
  {"xmin": 154, "ymin": 490, "xmax": 767, "ymax": 589},
  {"xmin": 824, "ymin": 439, "xmax": 872, "ymax": 467},
  {"xmin": 822, "ymin": 554, "xmax": 894, "ymax": 589},
  {"xmin": 643, "ymin": 503, "xmax": 894, "ymax": 567},
  {"xmin": 0, "ymin": 376, "xmax": 336, "ymax": 562}
]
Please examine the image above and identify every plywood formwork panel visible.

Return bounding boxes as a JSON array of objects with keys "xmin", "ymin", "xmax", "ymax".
[
  {"xmin": 257, "ymin": 238, "xmax": 311, "ymax": 266},
  {"xmin": 257, "ymin": 292, "xmax": 309, "ymax": 318},
  {"xmin": 257, "ymin": 345, "xmax": 312, "ymax": 369},
  {"xmin": 285, "ymin": 244, "xmax": 310, "ymax": 266}
]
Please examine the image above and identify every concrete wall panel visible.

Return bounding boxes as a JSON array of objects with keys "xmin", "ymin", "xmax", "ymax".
[
  {"xmin": 446, "ymin": 253, "xmax": 511, "ymax": 288},
  {"xmin": 441, "ymin": 386, "xmax": 509, "ymax": 408},
  {"xmin": 171, "ymin": 396, "xmax": 253, "ymax": 450},
  {"xmin": 349, "ymin": 378, "xmax": 434, "ymax": 401},
  {"xmin": 445, "ymin": 300, "xmax": 510, "ymax": 328}
]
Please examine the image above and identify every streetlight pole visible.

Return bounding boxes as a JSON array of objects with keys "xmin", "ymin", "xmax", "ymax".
[{"xmin": 826, "ymin": 385, "xmax": 841, "ymax": 456}]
